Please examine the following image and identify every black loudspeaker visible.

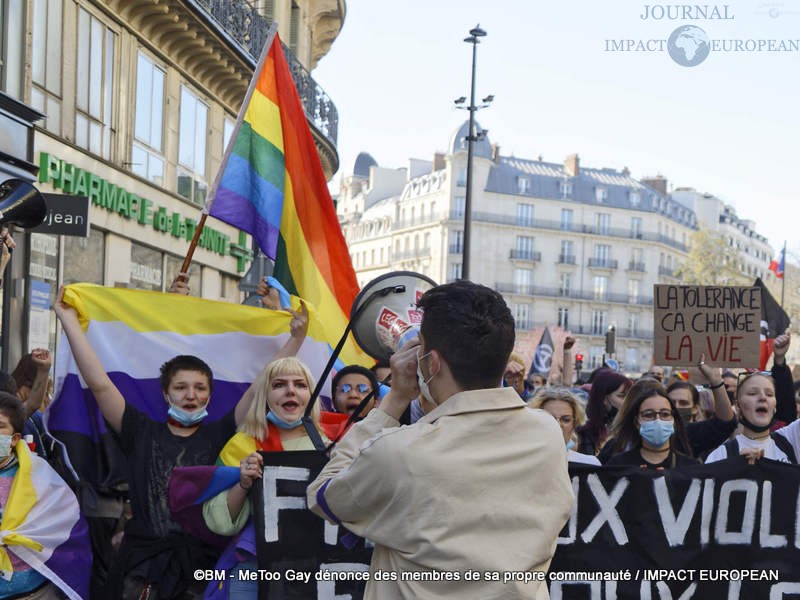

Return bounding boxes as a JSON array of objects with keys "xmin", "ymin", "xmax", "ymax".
[
  {"xmin": 0, "ymin": 179, "xmax": 47, "ymax": 229},
  {"xmin": 350, "ymin": 271, "xmax": 438, "ymax": 361}
]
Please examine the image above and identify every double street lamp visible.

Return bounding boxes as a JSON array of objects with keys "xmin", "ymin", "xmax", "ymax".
[{"xmin": 455, "ymin": 25, "xmax": 492, "ymax": 281}]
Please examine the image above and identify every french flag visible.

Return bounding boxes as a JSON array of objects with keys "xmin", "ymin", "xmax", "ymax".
[{"xmin": 768, "ymin": 247, "xmax": 785, "ymax": 279}]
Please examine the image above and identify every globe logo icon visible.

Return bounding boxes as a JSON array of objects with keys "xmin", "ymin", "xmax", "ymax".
[{"xmin": 667, "ymin": 25, "xmax": 711, "ymax": 66}]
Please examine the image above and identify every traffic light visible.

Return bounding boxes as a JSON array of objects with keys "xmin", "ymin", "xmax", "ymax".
[
  {"xmin": 605, "ymin": 326, "xmax": 616, "ymax": 355},
  {"xmin": 575, "ymin": 353, "xmax": 584, "ymax": 372}
]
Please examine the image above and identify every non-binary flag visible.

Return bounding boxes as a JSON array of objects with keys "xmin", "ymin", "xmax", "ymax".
[
  {"xmin": 207, "ymin": 30, "xmax": 369, "ymax": 367},
  {"xmin": 47, "ymin": 283, "xmax": 337, "ymax": 492},
  {"xmin": 0, "ymin": 442, "xmax": 91, "ymax": 599}
]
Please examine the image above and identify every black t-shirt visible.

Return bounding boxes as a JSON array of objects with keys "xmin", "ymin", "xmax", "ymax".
[
  {"xmin": 118, "ymin": 404, "xmax": 236, "ymax": 538},
  {"xmin": 606, "ymin": 447, "xmax": 699, "ymax": 470}
]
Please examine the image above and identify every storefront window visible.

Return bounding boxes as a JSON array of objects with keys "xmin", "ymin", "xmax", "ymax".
[
  {"xmin": 29, "ymin": 232, "xmax": 59, "ymax": 351},
  {"xmin": 63, "ymin": 227, "xmax": 105, "ymax": 285},
  {"xmin": 164, "ymin": 254, "xmax": 201, "ymax": 297},
  {"xmin": 130, "ymin": 243, "xmax": 162, "ymax": 291}
]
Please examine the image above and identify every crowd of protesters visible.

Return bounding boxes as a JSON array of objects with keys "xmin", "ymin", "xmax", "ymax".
[{"xmin": 0, "ymin": 245, "xmax": 796, "ymax": 599}]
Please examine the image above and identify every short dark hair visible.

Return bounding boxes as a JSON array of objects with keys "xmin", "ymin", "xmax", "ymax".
[
  {"xmin": 0, "ymin": 392, "xmax": 25, "ymax": 434},
  {"xmin": 666, "ymin": 381, "xmax": 699, "ymax": 407},
  {"xmin": 417, "ymin": 280, "xmax": 515, "ymax": 390},
  {"xmin": 332, "ymin": 365, "xmax": 379, "ymax": 398},
  {"xmin": 159, "ymin": 355, "xmax": 213, "ymax": 393},
  {"xmin": 0, "ymin": 371, "xmax": 18, "ymax": 395}
]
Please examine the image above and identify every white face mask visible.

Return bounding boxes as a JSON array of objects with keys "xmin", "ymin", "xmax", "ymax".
[
  {"xmin": 0, "ymin": 434, "xmax": 15, "ymax": 459},
  {"xmin": 416, "ymin": 350, "xmax": 435, "ymax": 406}
]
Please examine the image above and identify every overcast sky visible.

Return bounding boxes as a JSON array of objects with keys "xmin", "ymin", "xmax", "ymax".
[{"xmin": 312, "ymin": 0, "xmax": 799, "ymax": 262}]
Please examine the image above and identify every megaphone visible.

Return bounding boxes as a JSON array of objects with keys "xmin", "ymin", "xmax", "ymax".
[
  {"xmin": 350, "ymin": 271, "xmax": 438, "ymax": 361},
  {"xmin": 0, "ymin": 179, "xmax": 47, "ymax": 229}
]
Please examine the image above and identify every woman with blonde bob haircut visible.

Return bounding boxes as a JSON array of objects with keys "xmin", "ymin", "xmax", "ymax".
[
  {"xmin": 202, "ymin": 357, "xmax": 332, "ymax": 597},
  {"xmin": 529, "ymin": 387, "xmax": 600, "ymax": 465},
  {"xmin": 236, "ymin": 357, "xmax": 322, "ymax": 445}
]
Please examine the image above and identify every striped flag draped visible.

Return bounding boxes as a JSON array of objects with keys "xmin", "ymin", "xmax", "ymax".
[
  {"xmin": 0, "ymin": 442, "xmax": 91, "ymax": 599},
  {"xmin": 208, "ymin": 31, "xmax": 369, "ymax": 367}
]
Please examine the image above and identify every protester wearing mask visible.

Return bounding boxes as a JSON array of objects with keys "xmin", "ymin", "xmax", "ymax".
[
  {"xmin": 307, "ymin": 281, "xmax": 573, "ymax": 599},
  {"xmin": 54, "ymin": 286, "xmax": 309, "ymax": 599},
  {"xmin": 576, "ymin": 369, "xmax": 631, "ymax": 456},
  {"xmin": 667, "ymin": 381, "xmax": 700, "ymax": 423},
  {"xmin": 529, "ymin": 387, "xmax": 600, "ymax": 465},
  {"xmin": 606, "ymin": 388, "xmax": 697, "ymax": 470}
]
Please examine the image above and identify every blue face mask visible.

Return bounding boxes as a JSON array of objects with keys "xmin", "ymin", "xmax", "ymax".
[
  {"xmin": 565, "ymin": 439, "xmax": 576, "ymax": 451},
  {"xmin": 639, "ymin": 420, "xmax": 674, "ymax": 447},
  {"xmin": 267, "ymin": 411, "xmax": 303, "ymax": 430},
  {"xmin": 167, "ymin": 399, "xmax": 208, "ymax": 427}
]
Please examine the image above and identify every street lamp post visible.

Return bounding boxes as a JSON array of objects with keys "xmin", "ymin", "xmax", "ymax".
[{"xmin": 458, "ymin": 25, "xmax": 490, "ymax": 281}]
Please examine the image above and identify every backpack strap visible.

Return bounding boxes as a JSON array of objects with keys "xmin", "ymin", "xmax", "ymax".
[
  {"xmin": 724, "ymin": 438, "xmax": 740, "ymax": 460},
  {"xmin": 771, "ymin": 432, "xmax": 797, "ymax": 464}
]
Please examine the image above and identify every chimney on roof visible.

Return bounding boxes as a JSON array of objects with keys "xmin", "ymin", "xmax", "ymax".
[
  {"xmin": 433, "ymin": 152, "xmax": 445, "ymax": 171},
  {"xmin": 565, "ymin": 153, "xmax": 580, "ymax": 177},
  {"xmin": 491, "ymin": 143, "xmax": 501, "ymax": 163},
  {"xmin": 622, "ymin": 166, "xmax": 630, "ymax": 176},
  {"xmin": 642, "ymin": 175, "xmax": 668, "ymax": 195}
]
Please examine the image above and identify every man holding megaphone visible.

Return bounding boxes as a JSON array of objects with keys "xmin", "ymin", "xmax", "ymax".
[{"xmin": 308, "ymin": 280, "xmax": 574, "ymax": 599}]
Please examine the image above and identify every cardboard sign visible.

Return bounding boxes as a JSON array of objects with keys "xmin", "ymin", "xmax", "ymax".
[{"xmin": 653, "ymin": 285, "xmax": 760, "ymax": 367}]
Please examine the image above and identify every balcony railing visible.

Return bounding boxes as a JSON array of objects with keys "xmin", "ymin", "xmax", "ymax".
[
  {"xmin": 628, "ymin": 261, "xmax": 646, "ymax": 272},
  {"xmin": 467, "ymin": 211, "xmax": 690, "ymax": 252},
  {"xmin": 510, "ymin": 249, "xmax": 542, "ymax": 261},
  {"xmin": 393, "ymin": 247, "xmax": 431, "ymax": 261},
  {"xmin": 449, "ymin": 244, "xmax": 463, "ymax": 254},
  {"xmin": 191, "ymin": 0, "xmax": 338, "ymax": 146},
  {"xmin": 658, "ymin": 266, "xmax": 675, "ymax": 277},
  {"xmin": 558, "ymin": 254, "xmax": 576, "ymax": 265},
  {"xmin": 495, "ymin": 283, "xmax": 654, "ymax": 306},
  {"xmin": 587, "ymin": 258, "xmax": 619, "ymax": 269}
]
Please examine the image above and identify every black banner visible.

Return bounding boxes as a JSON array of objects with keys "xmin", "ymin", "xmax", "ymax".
[
  {"xmin": 247, "ymin": 452, "xmax": 800, "ymax": 599},
  {"xmin": 253, "ymin": 451, "xmax": 371, "ymax": 600},
  {"xmin": 549, "ymin": 459, "xmax": 800, "ymax": 598}
]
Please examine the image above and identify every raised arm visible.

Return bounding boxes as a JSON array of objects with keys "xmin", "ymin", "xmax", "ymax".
[
  {"xmin": 772, "ymin": 331, "xmax": 795, "ymax": 424},
  {"xmin": 23, "ymin": 348, "xmax": 52, "ymax": 419},
  {"xmin": 233, "ymin": 300, "xmax": 309, "ymax": 425},
  {"xmin": 562, "ymin": 336, "xmax": 575, "ymax": 386},
  {"xmin": 696, "ymin": 354, "xmax": 734, "ymax": 422},
  {"xmin": 53, "ymin": 286, "xmax": 125, "ymax": 432}
]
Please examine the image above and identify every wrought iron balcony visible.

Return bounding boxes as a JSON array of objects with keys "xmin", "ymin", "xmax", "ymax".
[
  {"xmin": 628, "ymin": 261, "xmax": 646, "ymax": 272},
  {"xmin": 558, "ymin": 254, "xmax": 576, "ymax": 265},
  {"xmin": 190, "ymin": 0, "xmax": 338, "ymax": 147},
  {"xmin": 588, "ymin": 258, "xmax": 619, "ymax": 269},
  {"xmin": 658, "ymin": 266, "xmax": 675, "ymax": 277},
  {"xmin": 510, "ymin": 249, "xmax": 542, "ymax": 261},
  {"xmin": 449, "ymin": 244, "xmax": 463, "ymax": 254}
]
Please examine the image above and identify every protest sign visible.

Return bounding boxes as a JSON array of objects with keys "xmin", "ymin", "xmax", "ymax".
[
  {"xmin": 253, "ymin": 451, "xmax": 371, "ymax": 599},
  {"xmin": 653, "ymin": 285, "xmax": 761, "ymax": 367},
  {"xmin": 548, "ymin": 460, "xmax": 800, "ymax": 598}
]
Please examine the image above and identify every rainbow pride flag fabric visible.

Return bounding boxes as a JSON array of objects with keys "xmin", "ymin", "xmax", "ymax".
[
  {"xmin": 208, "ymin": 32, "xmax": 369, "ymax": 367},
  {"xmin": 0, "ymin": 441, "xmax": 90, "ymax": 599},
  {"xmin": 47, "ymin": 283, "xmax": 339, "ymax": 491}
]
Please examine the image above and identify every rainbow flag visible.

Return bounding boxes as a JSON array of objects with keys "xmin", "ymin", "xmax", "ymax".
[
  {"xmin": 208, "ymin": 31, "xmax": 369, "ymax": 367},
  {"xmin": 47, "ymin": 284, "xmax": 341, "ymax": 491},
  {"xmin": 0, "ymin": 442, "xmax": 91, "ymax": 599}
]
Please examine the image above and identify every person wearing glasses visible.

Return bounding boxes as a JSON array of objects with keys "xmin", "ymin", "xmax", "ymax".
[
  {"xmin": 330, "ymin": 365, "xmax": 380, "ymax": 417},
  {"xmin": 605, "ymin": 387, "xmax": 697, "ymax": 470},
  {"xmin": 529, "ymin": 387, "xmax": 600, "ymax": 465}
]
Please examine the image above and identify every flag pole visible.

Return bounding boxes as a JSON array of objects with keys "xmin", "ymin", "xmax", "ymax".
[
  {"xmin": 180, "ymin": 22, "xmax": 280, "ymax": 273},
  {"xmin": 780, "ymin": 241, "xmax": 786, "ymax": 308}
]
